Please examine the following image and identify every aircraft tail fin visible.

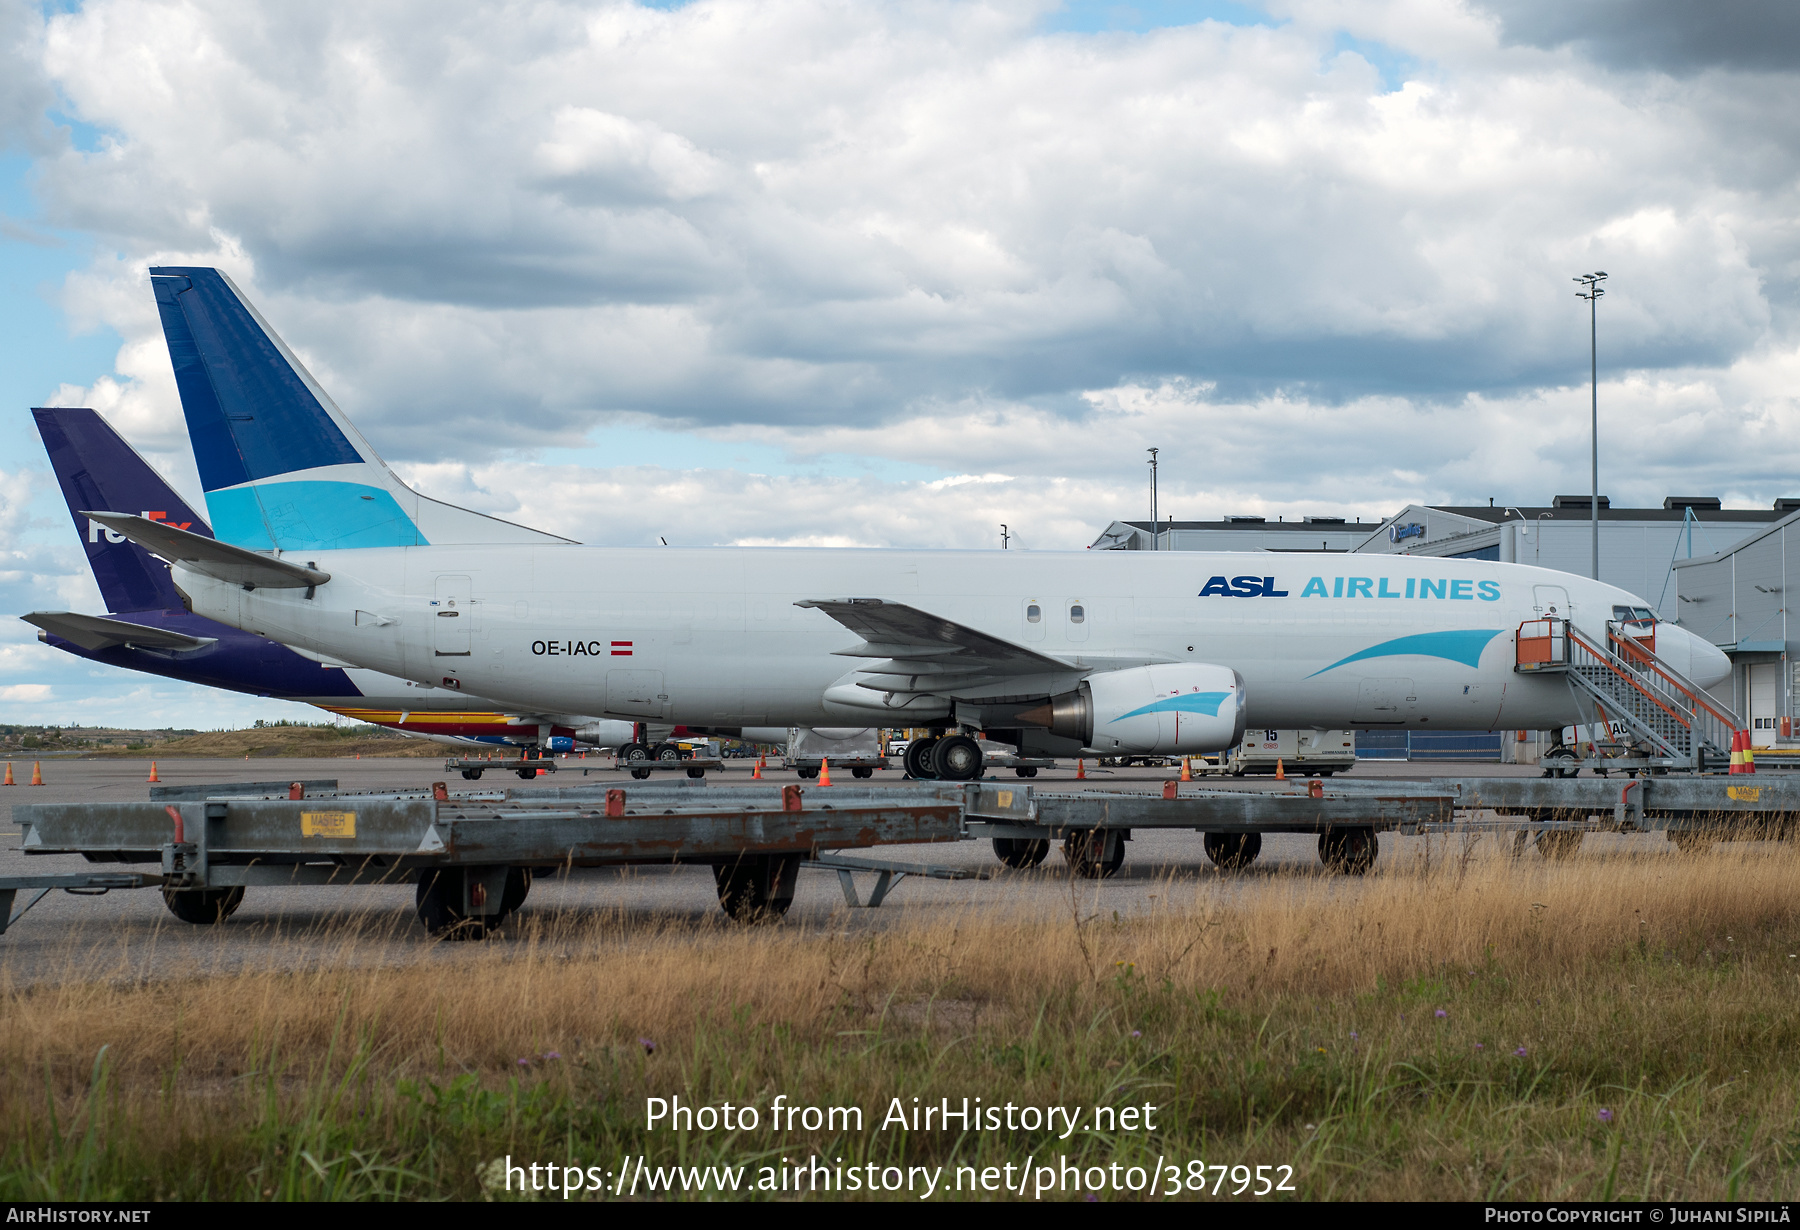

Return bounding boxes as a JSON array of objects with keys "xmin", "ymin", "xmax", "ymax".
[
  {"xmin": 31, "ymin": 406, "xmax": 208, "ymax": 613},
  {"xmin": 148, "ymin": 266, "xmax": 573, "ymax": 551}
]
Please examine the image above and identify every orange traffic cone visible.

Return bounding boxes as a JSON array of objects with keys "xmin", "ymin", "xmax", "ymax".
[
  {"xmin": 30, "ymin": 761, "xmax": 43, "ymax": 786},
  {"xmin": 1729, "ymin": 730, "xmax": 1748, "ymax": 774},
  {"xmin": 818, "ymin": 758, "xmax": 833, "ymax": 787},
  {"xmin": 2, "ymin": 762, "xmax": 12, "ymax": 786},
  {"xmin": 147, "ymin": 761, "xmax": 159, "ymax": 783},
  {"xmin": 1076, "ymin": 759, "xmax": 1086, "ymax": 779},
  {"xmin": 751, "ymin": 757, "xmax": 763, "ymax": 780},
  {"xmin": 1274, "ymin": 758, "xmax": 1286, "ymax": 781},
  {"xmin": 1179, "ymin": 757, "xmax": 1192, "ymax": 782}
]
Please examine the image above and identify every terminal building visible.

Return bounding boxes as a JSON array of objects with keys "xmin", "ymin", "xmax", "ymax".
[
  {"xmin": 1674, "ymin": 512, "xmax": 1800, "ymax": 749},
  {"xmin": 1092, "ymin": 496, "xmax": 1800, "ymax": 762}
]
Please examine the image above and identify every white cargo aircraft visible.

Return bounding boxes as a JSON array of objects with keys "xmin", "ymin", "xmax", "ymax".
[{"xmin": 87, "ymin": 267, "xmax": 1732, "ymax": 782}]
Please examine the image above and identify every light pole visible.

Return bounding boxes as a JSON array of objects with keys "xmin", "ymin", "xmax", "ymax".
[
  {"xmin": 1147, "ymin": 447, "xmax": 1159, "ymax": 551},
  {"xmin": 1574, "ymin": 271, "xmax": 1607, "ymax": 580},
  {"xmin": 1000, "ymin": 524, "xmax": 1009, "ymax": 550}
]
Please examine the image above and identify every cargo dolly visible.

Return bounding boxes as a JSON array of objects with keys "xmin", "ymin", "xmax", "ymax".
[{"xmin": 7, "ymin": 779, "xmax": 997, "ymax": 939}]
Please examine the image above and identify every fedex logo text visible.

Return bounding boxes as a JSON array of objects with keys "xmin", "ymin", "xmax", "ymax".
[{"xmin": 89, "ymin": 510, "xmax": 193, "ymax": 543}]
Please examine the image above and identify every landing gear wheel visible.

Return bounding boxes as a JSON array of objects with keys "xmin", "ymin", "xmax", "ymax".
[
  {"xmin": 1015, "ymin": 767, "xmax": 1038, "ymax": 778},
  {"xmin": 1062, "ymin": 829, "xmax": 1125, "ymax": 878},
  {"xmin": 904, "ymin": 738, "xmax": 940, "ymax": 780},
  {"xmin": 992, "ymin": 836, "xmax": 1049, "ymax": 868},
  {"xmin": 712, "ymin": 854, "xmax": 801, "ymax": 922},
  {"xmin": 414, "ymin": 869, "xmax": 489, "ymax": 940},
  {"xmin": 619, "ymin": 742, "xmax": 650, "ymax": 765},
  {"xmin": 1669, "ymin": 830, "xmax": 1713, "ymax": 854},
  {"xmin": 461, "ymin": 769, "xmax": 483, "ymax": 780},
  {"xmin": 851, "ymin": 767, "xmax": 873, "ymax": 779},
  {"xmin": 1203, "ymin": 831, "xmax": 1263, "ymax": 870},
  {"xmin": 1318, "ymin": 827, "xmax": 1378, "ymax": 875},
  {"xmin": 161, "ymin": 885, "xmax": 244, "ymax": 924},
  {"xmin": 1541, "ymin": 749, "xmax": 1579, "ymax": 779},
  {"xmin": 1536, "ymin": 829, "xmax": 1584, "ymax": 860},
  {"xmin": 932, "ymin": 735, "xmax": 985, "ymax": 781}
]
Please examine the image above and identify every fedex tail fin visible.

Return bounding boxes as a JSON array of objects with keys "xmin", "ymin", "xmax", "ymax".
[
  {"xmin": 148, "ymin": 267, "xmax": 573, "ymax": 551},
  {"xmin": 32, "ymin": 406, "xmax": 207, "ymax": 613}
]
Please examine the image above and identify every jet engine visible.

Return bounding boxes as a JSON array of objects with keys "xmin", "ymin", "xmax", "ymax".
[{"xmin": 1017, "ymin": 664, "xmax": 1246, "ymax": 755}]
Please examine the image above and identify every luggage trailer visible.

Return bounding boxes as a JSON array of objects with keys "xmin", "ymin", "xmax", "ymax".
[
  {"xmin": 4, "ymin": 780, "xmax": 999, "ymax": 939},
  {"xmin": 6, "ymin": 774, "xmax": 1786, "ymax": 939}
]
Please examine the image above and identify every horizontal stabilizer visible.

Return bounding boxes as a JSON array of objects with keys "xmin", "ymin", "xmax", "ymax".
[
  {"xmin": 82, "ymin": 512, "xmax": 329, "ymax": 590},
  {"xmin": 22, "ymin": 611, "xmax": 217, "ymax": 653}
]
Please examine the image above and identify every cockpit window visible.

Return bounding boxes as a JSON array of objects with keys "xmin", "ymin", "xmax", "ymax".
[{"xmin": 1613, "ymin": 605, "xmax": 1656, "ymax": 630}]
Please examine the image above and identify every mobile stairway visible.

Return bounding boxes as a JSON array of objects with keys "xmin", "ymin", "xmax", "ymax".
[{"xmin": 1515, "ymin": 616, "xmax": 1741, "ymax": 774}]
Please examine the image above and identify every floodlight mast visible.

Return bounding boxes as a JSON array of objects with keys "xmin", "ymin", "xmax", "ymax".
[
  {"xmin": 1147, "ymin": 448, "xmax": 1159, "ymax": 551},
  {"xmin": 1574, "ymin": 271, "xmax": 1608, "ymax": 581}
]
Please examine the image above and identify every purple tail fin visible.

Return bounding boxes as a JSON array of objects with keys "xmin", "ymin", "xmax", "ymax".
[{"xmin": 32, "ymin": 407, "xmax": 212, "ymax": 613}]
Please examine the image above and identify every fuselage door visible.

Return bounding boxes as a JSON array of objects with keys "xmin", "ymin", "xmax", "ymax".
[
  {"xmin": 434, "ymin": 574, "xmax": 471, "ymax": 656},
  {"xmin": 1531, "ymin": 585, "xmax": 1570, "ymax": 618}
]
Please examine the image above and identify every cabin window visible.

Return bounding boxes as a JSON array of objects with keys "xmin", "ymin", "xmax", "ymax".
[
  {"xmin": 1026, "ymin": 604, "xmax": 1042, "ymax": 623},
  {"xmin": 1069, "ymin": 604, "xmax": 1086, "ymax": 624}
]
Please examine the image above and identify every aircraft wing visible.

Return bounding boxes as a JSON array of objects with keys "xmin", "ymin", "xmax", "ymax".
[
  {"xmin": 82, "ymin": 512, "xmax": 329, "ymax": 590},
  {"xmin": 796, "ymin": 597, "xmax": 1070, "ymax": 694},
  {"xmin": 22, "ymin": 611, "xmax": 218, "ymax": 653}
]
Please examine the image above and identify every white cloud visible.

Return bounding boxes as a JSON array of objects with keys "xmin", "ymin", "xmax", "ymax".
[{"xmin": 0, "ymin": 683, "xmax": 53, "ymax": 701}]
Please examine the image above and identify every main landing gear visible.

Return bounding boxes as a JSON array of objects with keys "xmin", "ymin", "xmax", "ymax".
[{"xmin": 902, "ymin": 733, "xmax": 985, "ymax": 782}]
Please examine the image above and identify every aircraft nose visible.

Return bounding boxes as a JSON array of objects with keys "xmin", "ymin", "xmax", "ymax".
[{"xmin": 1672, "ymin": 625, "xmax": 1731, "ymax": 690}]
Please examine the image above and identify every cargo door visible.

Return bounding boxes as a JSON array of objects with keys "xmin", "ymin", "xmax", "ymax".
[
  {"xmin": 433, "ymin": 575, "xmax": 471, "ymax": 656},
  {"xmin": 1750, "ymin": 662, "xmax": 1779, "ymax": 747}
]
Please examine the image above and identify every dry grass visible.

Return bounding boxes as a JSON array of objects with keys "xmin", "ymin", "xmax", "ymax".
[
  {"xmin": 87, "ymin": 727, "xmax": 442, "ymax": 758},
  {"xmin": 5, "ymin": 838, "xmax": 1800, "ymax": 1200}
]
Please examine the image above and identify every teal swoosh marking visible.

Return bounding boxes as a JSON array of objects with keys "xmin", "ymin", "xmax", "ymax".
[
  {"xmin": 1306, "ymin": 630, "xmax": 1503, "ymax": 678},
  {"xmin": 207, "ymin": 481, "xmax": 426, "ymax": 551},
  {"xmin": 1108, "ymin": 691, "xmax": 1230, "ymax": 723}
]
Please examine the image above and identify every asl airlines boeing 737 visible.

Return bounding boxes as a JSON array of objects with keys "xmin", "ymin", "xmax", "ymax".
[
  {"xmin": 85, "ymin": 267, "xmax": 1731, "ymax": 782},
  {"xmin": 24, "ymin": 406, "xmax": 629, "ymax": 756}
]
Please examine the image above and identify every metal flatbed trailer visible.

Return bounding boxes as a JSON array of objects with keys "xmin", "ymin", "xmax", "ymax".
[
  {"xmin": 614, "ymin": 756, "xmax": 727, "ymax": 780},
  {"xmin": 785, "ymin": 756, "xmax": 887, "ymax": 780},
  {"xmin": 7, "ymin": 779, "xmax": 986, "ymax": 939},
  {"xmin": 445, "ymin": 757, "xmax": 557, "ymax": 781}
]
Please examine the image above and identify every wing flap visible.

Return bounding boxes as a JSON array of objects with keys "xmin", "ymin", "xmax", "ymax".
[{"xmin": 796, "ymin": 598, "xmax": 1070, "ymax": 696}]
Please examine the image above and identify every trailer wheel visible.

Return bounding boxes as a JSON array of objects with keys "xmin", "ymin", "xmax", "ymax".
[
  {"xmin": 1319, "ymin": 827, "xmax": 1378, "ymax": 875},
  {"xmin": 686, "ymin": 766, "xmax": 706, "ymax": 779},
  {"xmin": 515, "ymin": 767, "xmax": 536, "ymax": 779},
  {"xmin": 631, "ymin": 767, "xmax": 652, "ymax": 779},
  {"xmin": 655, "ymin": 744, "xmax": 683, "ymax": 762},
  {"xmin": 797, "ymin": 766, "xmax": 819, "ymax": 780},
  {"xmin": 501, "ymin": 867, "xmax": 532, "ymax": 915},
  {"xmin": 1062, "ymin": 829, "xmax": 1125, "ymax": 878},
  {"xmin": 461, "ymin": 768, "xmax": 483, "ymax": 780},
  {"xmin": 415, "ymin": 869, "xmax": 488, "ymax": 940},
  {"xmin": 1015, "ymin": 766, "xmax": 1038, "ymax": 778},
  {"xmin": 1203, "ymin": 831, "xmax": 1262, "ymax": 870},
  {"xmin": 992, "ymin": 836, "xmax": 1049, "ymax": 868},
  {"xmin": 713, "ymin": 854, "xmax": 801, "ymax": 922},
  {"xmin": 161, "ymin": 885, "xmax": 244, "ymax": 925},
  {"xmin": 851, "ymin": 767, "xmax": 873, "ymax": 779}
]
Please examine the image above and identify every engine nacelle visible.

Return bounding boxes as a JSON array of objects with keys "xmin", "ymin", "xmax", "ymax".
[
  {"xmin": 1019, "ymin": 664, "xmax": 1246, "ymax": 755},
  {"xmin": 542, "ymin": 736, "xmax": 576, "ymax": 753}
]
